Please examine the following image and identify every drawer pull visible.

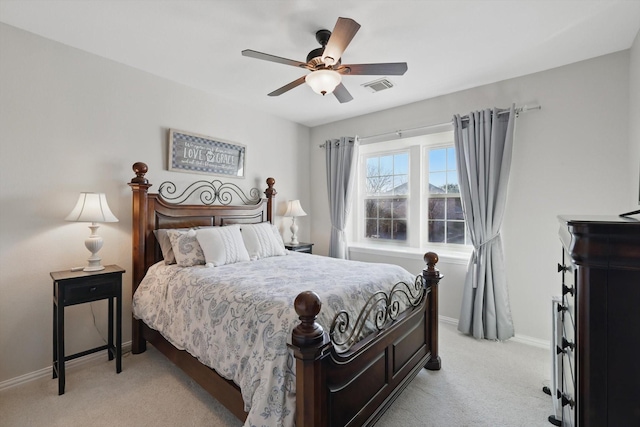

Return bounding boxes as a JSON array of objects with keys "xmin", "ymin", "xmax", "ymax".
[
  {"xmin": 556, "ymin": 390, "xmax": 575, "ymax": 408},
  {"xmin": 562, "ymin": 284, "xmax": 574, "ymax": 297},
  {"xmin": 557, "ymin": 263, "xmax": 569, "ymax": 273},
  {"xmin": 556, "ymin": 337, "xmax": 575, "ymax": 354},
  {"xmin": 89, "ymin": 286, "xmax": 97, "ymax": 292}
]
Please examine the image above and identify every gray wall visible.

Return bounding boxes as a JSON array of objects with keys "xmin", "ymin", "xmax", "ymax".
[
  {"xmin": 0, "ymin": 23, "xmax": 310, "ymax": 383},
  {"xmin": 630, "ymin": 30, "xmax": 640, "ymax": 208},
  {"xmin": 309, "ymin": 49, "xmax": 635, "ymax": 344}
]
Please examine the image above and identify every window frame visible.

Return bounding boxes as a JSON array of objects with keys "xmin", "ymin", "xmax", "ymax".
[
  {"xmin": 351, "ymin": 129, "xmax": 471, "ymax": 254},
  {"xmin": 362, "ymin": 150, "xmax": 410, "ymax": 243},
  {"xmin": 423, "ymin": 145, "xmax": 469, "ymax": 246}
]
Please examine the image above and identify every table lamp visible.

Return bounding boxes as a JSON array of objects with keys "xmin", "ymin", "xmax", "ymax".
[
  {"xmin": 65, "ymin": 192, "xmax": 119, "ymax": 271},
  {"xmin": 283, "ymin": 200, "xmax": 307, "ymax": 245}
]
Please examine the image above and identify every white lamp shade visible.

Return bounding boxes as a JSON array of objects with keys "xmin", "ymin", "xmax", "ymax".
[
  {"xmin": 65, "ymin": 193, "xmax": 119, "ymax": 223},
  {"xmin": 305, "ymin": 70, "xmax": 342, "ymax": 95},
  {"xmin": 283, "ymin": 200, "xmax": 307, "ymax": 217}
]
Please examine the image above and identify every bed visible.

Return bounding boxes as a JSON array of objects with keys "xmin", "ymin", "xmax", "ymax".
[{"xmin": 128, "ymin": 162, "xmax": 442, "ymax": 427}]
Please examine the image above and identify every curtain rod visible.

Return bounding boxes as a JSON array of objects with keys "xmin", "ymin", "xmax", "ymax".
[{"xmin": 319, "ymin": 104, "xmax": 541, "ymax": 147}]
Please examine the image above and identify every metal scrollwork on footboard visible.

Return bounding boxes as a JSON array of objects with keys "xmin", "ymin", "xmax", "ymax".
[
  {"xmin": 158, "ymin": 179, "xmax": 261, "ymax": 205},
  {"xmin": 329, "ymin": 275, "xmax": 426, "ymax": 353}
]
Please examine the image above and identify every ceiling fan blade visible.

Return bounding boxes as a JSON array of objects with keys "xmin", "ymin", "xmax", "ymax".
[
  {"xmin": 333, "ymin": 83, "xmax": 353, "ymax": 103},
  {"xmin": 268, "ymin": 76, "xmax": 307, "ymax": 97},
  {"xmin": 338, "ymin": 62, "xmax": 408, "ymax": 76},
  {"xmin": 322, "ymin": 17, "xmax": 361, "ymax": 66},
  {"xmin": 242, "ymin": 49, "xmax": 310, "ymax": 69}
]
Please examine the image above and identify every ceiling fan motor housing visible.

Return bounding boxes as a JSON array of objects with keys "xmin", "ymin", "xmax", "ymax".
[{"xmin": 307, "ymin": 29, "xmax": 340, "ymax": 68}]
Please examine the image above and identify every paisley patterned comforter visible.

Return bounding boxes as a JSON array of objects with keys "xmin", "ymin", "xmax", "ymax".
[{"xmin": 132, "ymin": 252, "xmax": 416, "ymax": 427}]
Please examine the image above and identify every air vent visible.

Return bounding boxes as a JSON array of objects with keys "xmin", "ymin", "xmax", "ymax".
[{"xmin": 362, "ymin": 78, "xmax": 394, "ymax": 93}]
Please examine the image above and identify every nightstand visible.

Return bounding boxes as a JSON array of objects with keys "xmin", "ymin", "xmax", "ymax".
[
  {"xmin": 285, "ymin": 242, "xmax": 314, "ymax": 254},
  {"xmin": 51, "ymin": 264, "xmax": 125, "ymax": 395}
]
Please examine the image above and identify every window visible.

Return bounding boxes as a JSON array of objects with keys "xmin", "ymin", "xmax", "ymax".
[
  {"xmin": 364, "ymin": 152, "xmax": 408, "ymax": 241},
  {"xmin": 427, "ymin": 147, "xmax": 467, "ymax": 244},
  {"xmin": 353, "ymin": 130, "xmax": 469, "ymax": 251}
]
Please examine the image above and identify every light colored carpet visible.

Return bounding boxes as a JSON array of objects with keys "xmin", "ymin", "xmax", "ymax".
[{"xmin": 0, "ymin": 322, "xmax": 553, "ymax": 427}]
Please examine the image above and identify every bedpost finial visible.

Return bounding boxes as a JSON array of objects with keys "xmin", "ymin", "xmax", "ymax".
[
  {"xmin": 265, "ymin": 177, "xmax": 276, "ymax": 198},
  {"xmin": 131, "ymin": 162, "xmax": 149, "ymax": 184},
  {"xmin": 292, "ymin": 291, "xmax": 325, "ymax": 348},
  {"xmin": 423, "ymin": 251, "xmax": 442, "ymax": 283},
  {"xmin": 424, "ymin": 251, "xmax": 438, "ymax": 268}
]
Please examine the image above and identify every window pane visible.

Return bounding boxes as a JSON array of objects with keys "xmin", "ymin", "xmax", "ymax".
[
  {"xmin": 428, "ymin": 221, "xmax": 444, "ymax": 243},
  {"xmin": 447, "ymin": 147, "xmax": 456, "ymax": 170},
  {"xmin": 393, "ymin": 175, "xmax": 408, "ymax": 195},
  {"xmin": 378, "ymin": 220, "xmax": 392, "ymax": 239},
  {"xmin": 429, "ymin": 198, "xmax": 445, "ymax": 220},
  {"xmin": 429, "ymin": 148, "xmax": 446, "ymax": 172},
  {"xmin": 394, "ymin": 153, "xmax": 409, "ymax": 174},
  {"xmin": 365, "ymin": 219, "xmax": 378, "ymax": 238},
  {"xmin": 365, "ymin": 199, "xmax": 377, "ymax": 217},
  {"xmin": 446, "ymin": 172, "xmax": 459, "ymax": 193},
  {"xmin": 394, "ymin": 220, "xmax": 407, "ymax": 241},
  {"xmin": 393, "ymin": 198, "xmax": 406, "ymax": 218},
  {"xmin": 366, "ymin": 157, "xmax": 378, "ymax": 177},
  {"xmin": 447, "ymin": 197, "xmax": 464, "ymax": 220},
  {"xmin": 447, "ymin": 221, "xmax": 465, "ymax": 244},
  {"xmin": 429, "ymin": 172, "xmax": 446, "ymax": 193},
  {"xmin": 379, "ymin": 199, "xmax": 392, "ymax": 218},
  {"xmin": 379, "ymin": 155, "xmax": 393, "ymax": 173}
]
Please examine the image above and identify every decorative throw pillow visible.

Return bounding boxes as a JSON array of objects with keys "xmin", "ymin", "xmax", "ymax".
[
  {"xmin": 241, "ymin": 222, "xmax": 287, "ymax": 260},
  {"xmin": 154, "ymin": 228, "xmax": 188, "ymax": 264},
  {"xmin": 196, "ymin": 225, "xmax": 250, "ymax": 267},
  {"xmin": 167, "ymin": 229, "xmax": 205, "ymax": 267}
]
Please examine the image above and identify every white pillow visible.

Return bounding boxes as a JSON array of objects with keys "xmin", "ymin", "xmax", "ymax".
[
  {"xmin": 241, "ymin": 222, "xmax": 287, "ymax": 260},
  {"xmin": 167, "ymin": 229, "xmax": 205, "ymax": 267},
  {"xmin": 196, "ymin": 225, "xmax": 250, "ymax": 267}
]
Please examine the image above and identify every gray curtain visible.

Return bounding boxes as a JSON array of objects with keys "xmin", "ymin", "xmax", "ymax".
[
  {"xmin": 325, "ymin": 136, "xmax": 358, "ymax": 259},
  {"xmin": 453, "ymin": 105, "xmax": 516, "ymax": 340}
]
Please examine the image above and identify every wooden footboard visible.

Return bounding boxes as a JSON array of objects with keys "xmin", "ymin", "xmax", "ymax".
[
  {"xmin": 290, "ymin": 253, "xmax": 442, "ymax": 427},
  {"xmin": 128, "ymin": 163, "xmax": 442, "ymax": 427}
]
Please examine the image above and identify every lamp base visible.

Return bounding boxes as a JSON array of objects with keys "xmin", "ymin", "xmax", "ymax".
[
  {"xmin": 83, "ymin": 263, "xmax": 105, "ymax": 272},
  {"xmin": 83, "ymin": 224, "xmax": 105, "ymax": 272},
  {"xmin": 290, "ymin": 217, "xmax": 299, "ymax": 245}
]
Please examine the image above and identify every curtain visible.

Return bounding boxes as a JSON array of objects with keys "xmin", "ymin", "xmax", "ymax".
[
  {"xmin": 453, "ymin": 105, "xmax": 516, "ymax": 340},
  {"xmin": 325, "ymin": 136, "xmax": 358, "ymax": 259}
]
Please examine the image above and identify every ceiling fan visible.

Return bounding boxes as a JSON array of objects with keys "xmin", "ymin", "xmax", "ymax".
[{"xmin": 242, "ymin": 17, "xmax": 408, "ymax": 103}]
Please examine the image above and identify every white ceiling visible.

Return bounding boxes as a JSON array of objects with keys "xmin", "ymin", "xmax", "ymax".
[{"xmin": 1, "ymin": 1, "xmax": 639, "ymax": 127}]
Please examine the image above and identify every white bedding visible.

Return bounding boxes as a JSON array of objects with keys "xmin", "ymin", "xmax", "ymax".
[{"xmin": 132, "ymin": 252, "xmax": 416, "ymax": 427}]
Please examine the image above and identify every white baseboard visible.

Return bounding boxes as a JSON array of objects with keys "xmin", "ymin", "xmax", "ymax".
[
  {"xmin": 0, "ymin": 341, "xmax": 132, "ymax": 392},
  {"xmin": 438, "ymin": 315, "xmax": 550, "ymax": 349},
  {"xmin": 439, "ymin": 315, "xmax": 459, "ymax": 326},
  {"xmin": 512, "ymin": 334, "xmax": 550, "ymax": 349}
]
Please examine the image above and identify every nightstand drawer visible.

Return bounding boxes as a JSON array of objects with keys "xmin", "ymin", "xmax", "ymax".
[
  {"xmin": 285, "ymin": 242, "xmax": 314, "ymax": 254},
  {"xmin": 63, "ymin": 277, "xmax": 117, "ymax": 305}
]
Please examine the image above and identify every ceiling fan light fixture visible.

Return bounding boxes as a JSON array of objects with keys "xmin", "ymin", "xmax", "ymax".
[{"xmin": 305, "ymin": 69, "xmax": 342, "ymax": 96}]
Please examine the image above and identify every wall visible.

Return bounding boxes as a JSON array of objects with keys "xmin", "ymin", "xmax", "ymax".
[
  {"xmin": 310, "ymin": 50, "xmax": 632, "ymax": 343},
  {"xmin": 630, "ymin": 30, "xmax": 640, "ymax": 209},
  {"xmin": 0, "ymin": 23, "xmax": 310, "ymax": 383}
]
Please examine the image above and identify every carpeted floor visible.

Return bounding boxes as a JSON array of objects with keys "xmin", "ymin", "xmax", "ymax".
[{"xmin": 0, "ymin": 322, "xmax": 554, "ymax": 427}]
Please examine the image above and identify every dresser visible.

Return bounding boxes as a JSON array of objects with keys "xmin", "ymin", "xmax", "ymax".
[{"xmin": 557, "ymin": 216, "xmax": 640, "ymax": 426}]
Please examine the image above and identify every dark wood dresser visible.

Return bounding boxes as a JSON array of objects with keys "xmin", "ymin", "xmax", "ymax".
[{"xmin": 557, "ymin": 216, "xmax": 640, "ymax": 426}]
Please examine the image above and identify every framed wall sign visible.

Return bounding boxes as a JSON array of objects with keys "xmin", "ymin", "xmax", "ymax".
[{"xmin": 168, "ymin": 129, "xmax": 245, "ymax": 178}]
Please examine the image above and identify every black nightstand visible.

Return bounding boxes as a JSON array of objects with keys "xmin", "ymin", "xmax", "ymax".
[
  {"xmin": 51, "ymin": 264, "xmax": 125, "ymax": 395},
  {"xmin": 285, "ymin": 242, "xmax": 314, "ymax": 254}
]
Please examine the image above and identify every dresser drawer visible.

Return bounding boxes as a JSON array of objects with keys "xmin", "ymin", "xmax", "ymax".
[
  {"xmin": 61, "ymin": 276, "xmax": 117, "ymax": 305},
  {"xmin": 561, "ymin": 356, "xmax": 576, "ymax": 427}
]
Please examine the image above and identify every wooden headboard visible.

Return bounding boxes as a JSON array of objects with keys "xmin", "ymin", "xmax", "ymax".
[{"xmin": 128, "ymin": 162, "xmax": 276, "ymax": 296}]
